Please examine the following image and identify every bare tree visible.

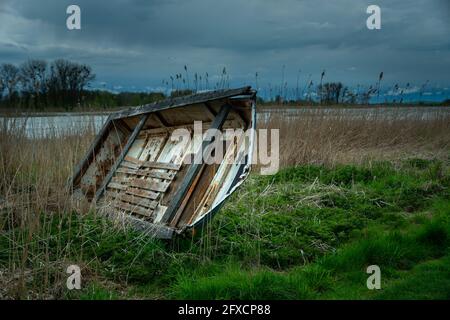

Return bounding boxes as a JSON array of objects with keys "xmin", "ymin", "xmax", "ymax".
[
  {"xmin": 318, "ymin": 82, "xmax": 343, "ymax": 104},
  {"xmin": 48, "ymin": 59, "xmax": 95, "ymax": 109},
  {"xmin": 0, "ymin": 76, "xmax": 4, "ymax": 100},
  {"xmin": 0, "ymin": 63, "xmax": 20, "ymax": 103},
  {"xmin": 20, "ymin": 59, "xmax": 48, "ymax": 108}
]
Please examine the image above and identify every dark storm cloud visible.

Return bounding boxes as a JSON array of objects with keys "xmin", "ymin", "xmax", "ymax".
[{"xmin": 0, "ymin": 0, "xmax": 449, "ymax": 89}]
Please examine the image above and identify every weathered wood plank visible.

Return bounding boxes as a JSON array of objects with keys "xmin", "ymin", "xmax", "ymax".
[
  {"xmin": 110, "ymin": 175, "xmax": 168, "ymax": 193},
  {"xmin": 193, "ymin": 131, "xmax": 242, "ymax": 219},
  {"xmin": 94, "ymin": 114, "xmax": 150, "ymax": 202},
  {"xmin": 128, "ymin": 178, "xmax": 169, "ymax": 193},
  {"xmin": 119, "ymin": 215, "xmax": 174, "ymax": 239},
  {"xmin": 169, "ymin": 164, "xmax": 206, "ymax": 228},
  {"xmin": 124, "ymin": 156, "xmax": 181, "ymax": 171},
  {"xmin": 111, "ymin": 193, "xmax": 158, "ymax": 210},
  {"xmin": 121, "ymin": 161, "xmax": 140, "ymax": 170},
  {"xmin": 110, "ymin": 86, "xmax": 252, "ymax": 120},
  {"xmin": 111, "ymin": 176, "xmax": 130, "ymax": 184},
  {"xmin": 68, "ymin": 114, "xmax": 113, "ymax": 188},
  {"xmin": 138, "ymin": 119, "xmax": 242, "ymax": 138},
  {"xmin": 160, "ymin": 103, "xmax": 232, "ymax": 224},
  {"xmin": 116, "ymin": 167, "xmax": 174, "ymax": 180},
  {"xmin": 113, "ymin": 201, "xmax": 153, "ymax": 217},
  {"xmin": 139, "ymin": 135, "xmax": 167, "ymax": 162},
  {"xmin": 125, "ymin": 187, "xmax": 159, "ymax": 200},
  {"xmin": 107, "ymin": 182, "xmax": 127, "ymax": 191}
]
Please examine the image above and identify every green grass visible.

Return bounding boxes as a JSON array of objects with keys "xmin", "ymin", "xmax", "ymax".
[{"xmin": 1, "ymin": 157, "xmax": 449, "ymax": 299}]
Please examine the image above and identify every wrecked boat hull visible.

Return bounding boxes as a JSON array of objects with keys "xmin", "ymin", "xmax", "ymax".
[{"xmin": 70, "ymin": 87, "xmax": 256, "ymax": 239}]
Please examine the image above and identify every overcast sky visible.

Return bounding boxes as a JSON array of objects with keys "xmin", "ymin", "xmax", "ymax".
[{"xmin": 0, "ymin": 0, "xmax": 449, "ymax": 93}]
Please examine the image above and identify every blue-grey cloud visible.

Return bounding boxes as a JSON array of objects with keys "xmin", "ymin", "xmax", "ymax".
[{"xmin": 0, "ymin": 0, "xmax": 449, "ymax": 91}]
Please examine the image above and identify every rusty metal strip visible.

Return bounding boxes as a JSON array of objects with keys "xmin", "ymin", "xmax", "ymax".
[{"xmin": 94, "ymin": 114, "xmax": 149, "ymax": 202}]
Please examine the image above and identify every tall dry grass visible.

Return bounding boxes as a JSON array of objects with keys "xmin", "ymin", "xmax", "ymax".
[
  {"xmin": 258, "ymin": 107, "xmax": 450, "ymax": 167},
  {"xmin": 0, "ymin": 119, "xmax": 95, "ymax": 298}
]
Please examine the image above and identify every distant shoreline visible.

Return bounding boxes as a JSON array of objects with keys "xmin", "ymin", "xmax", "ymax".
[
  {"xmin": 1, "ymin": 104, "xmax": 450, "ymax": 117},
  {"xmin": 0, "ymin": 110, "xmax": 114, "ymax": 118}
]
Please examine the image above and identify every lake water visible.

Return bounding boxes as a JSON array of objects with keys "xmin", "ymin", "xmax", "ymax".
[{"xmin": 1, "ymin": 106, "xmax": 449, "ymax": 138}]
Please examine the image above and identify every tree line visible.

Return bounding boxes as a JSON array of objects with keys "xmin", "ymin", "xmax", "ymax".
[
  {"xmin": 0, "ymin": 59, "xmax": 166, "ymax": 110},
  {"xmin": 0, "ymin": 59, "xmax": 96, "ymax": 110}
]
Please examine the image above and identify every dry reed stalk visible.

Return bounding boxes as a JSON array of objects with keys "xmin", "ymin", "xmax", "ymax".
[
  {"xmin": 0, "ymin": 119, "xmax": 95, "ymax": 298},
  {"xmin": 257, "ymin": 107, "xmax": 450, "ymax": 168}
]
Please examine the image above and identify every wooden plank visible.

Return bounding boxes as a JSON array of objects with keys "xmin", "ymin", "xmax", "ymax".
[
  {"xmin": 107, "ymin": 182, "xmax": 127, "ymax": 191},
  {"xmin": 111, "ymin": 193, "xmax": 158, "ymax": 210},
  {"xmin": 169, "ymin": 163, "xmax": 206, "ymax": 227},
  {"xmin": 191, "ymin": 134, "xmax": 239, "ymax": 221},
  {"xmin": 110, "ymin": 176, "xmax": 169, "ymax": 193},
  {"xmin": 125, "ymin": 187, "xmax": 159, "ymax": 200},
  {"xmin": 139, "ymin": 135, "xmax": 167, "ymax": 161},
  {"xmin": 120, "ymin": 215, "xmax": 174, "ymax": 239},
  {"xmin": 128, "ymin": 178, "xmax": 169, "ymax": 193},
  {"xmin": 127, "ymin": 137, "xmax": 147, "ymax": 158},
  {"xmin": 121, "ymin": 161, "xmax": 140, "ymax": 170},
  {"xmin": 116, "ymin": 167, "xmax": 174, "ymax": 180},
  {"xmin": 113, "ymin": 201, "xmax": 153, "ymax": 217},
  {"xmin": 124, "ymin": 156, "xmax": 181, "ymax": 171},
  {"xmin": 204, "ymin": 102, "xmax": 217, "ymax": 120},
  {"xmin": 69, "ymin": 114, "xmax": 113, "ymax": 188},
  {"xmin": 160, "ymin": 103, "xmax": 232, "ymax": 224},
  {"xmin": 94, "ymin": 114, "xmax": 150, "ymax": 202},
  {"xmin": 138, "ymin": 119, "xmax": 242, "ymax": 137},
  {"xmin": 111, "ymin": 176, "xmax": 130, "ymax": 184},
  {"xmin": 110, "ymin": 86, "xmax": 252, "ymax": 120}
]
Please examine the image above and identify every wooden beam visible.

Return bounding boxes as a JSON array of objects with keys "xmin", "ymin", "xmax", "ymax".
[
  {"xmin": 68, "ymin": 114, "xmax": 112, "ymax": 189},
  {"xmin": 122, "ymin": 215, "xmax": 174, "ymax": 239},
  {"xmin": 153, "ymin": 112, "xmax": 170, "ymax": 127},
  {"xmin": 116, "ymin": 167, "xmax": 175, "ymax": 180},
  {"xmin": 204, "ymin": 102, "xmax": 217, "ymax": 120},
  {"xmin": 159, "ymin": 103, "xmax": 232, "ymax": 224},
  {"xmin": 94, "ymin": 114, "xmax": 149, "ymax": 202},
  {"xmin": 169, "ymin": 163, "xmax": 206, "ymax": 228},
  {"xmin": 112, "ymin": 118, "xmax": 132, "ymax": 134},
  {"xmin": 124, "ymin": 156, "xmax": 181, "ymax": 171},
  {"xmin": 110, "ymin": 86, "xmax": 252, "ymax": 120}
]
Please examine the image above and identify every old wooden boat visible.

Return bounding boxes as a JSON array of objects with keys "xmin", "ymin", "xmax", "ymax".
[{"xmin": 69, "ymin": 87, "xmax": 256, "ymax": 239}]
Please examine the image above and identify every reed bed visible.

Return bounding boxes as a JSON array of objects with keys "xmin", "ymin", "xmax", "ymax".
[
  {"xmin": 0, "ymin": 119, "xmax": 95, "ymax": 298},
  {"xmin": 258, "ymin": 107, "xmax": 450, "ymax": 167}
]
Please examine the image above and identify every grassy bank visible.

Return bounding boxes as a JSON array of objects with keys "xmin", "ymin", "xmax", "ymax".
[
  {"xmin": 0, "ymin": 110, "xmax": 449, "ymax": 299},
  {"xmin": 1, "ymin": 157, "xmax": 449, "ymax": 299}
]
